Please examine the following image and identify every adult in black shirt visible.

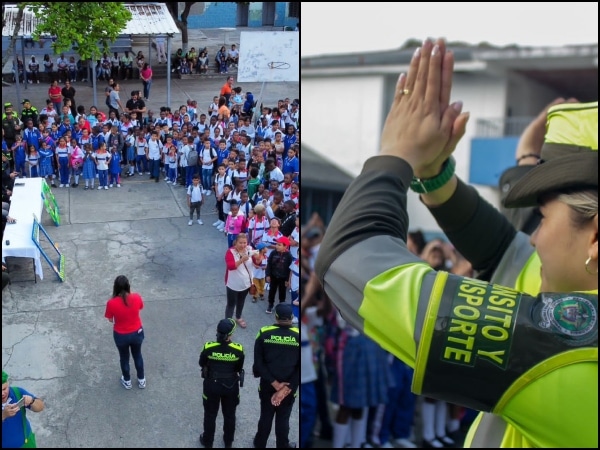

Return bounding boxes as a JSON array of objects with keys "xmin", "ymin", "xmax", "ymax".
[
  {"xmin": 125, "ymin": 90, "xmax": 146, "ymax": 123},
  {"xmin": 279, "ymin": 200, "xmax": 297, "ymax": 237},
  {"xmin": 61, "ymin": 81, "xmax": 77, "ymax": 117}
]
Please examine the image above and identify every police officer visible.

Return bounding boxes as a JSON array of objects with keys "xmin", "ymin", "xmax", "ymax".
[
  {"xmin": 253, "ymin": 303, "xmax": 300, "ymax": 449},
  {"xmin": 199, "ymin": 318, "xmax": 245, "ymax": 449},
  {"xmin": 20, "ymin": 99, "xmax": 39, "ymax": 128}
]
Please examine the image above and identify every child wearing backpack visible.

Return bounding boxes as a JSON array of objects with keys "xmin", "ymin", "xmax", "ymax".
[
  {"xmin": 186, "ymin": 140, "xmax": 199, "ymax": 183},
  {"xmin": 187, "ymin": 174, "xmax": 204, "ymax": 225}
]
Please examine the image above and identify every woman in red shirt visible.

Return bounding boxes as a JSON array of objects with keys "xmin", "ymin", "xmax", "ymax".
[
  {"xmin": 140, "ymin": 63, "xmax": 153, "ymax": 101},
  {"xmin": 104, "ymin": 275, "xmax": 146, "ymax": 390},
  {"xmin": 48, "ymin": 80, "xmax": 62, "ymax": 112}
]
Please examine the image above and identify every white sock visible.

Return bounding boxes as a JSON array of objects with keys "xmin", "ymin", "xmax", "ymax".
[
  {"xmin": 421, "ymin": 401, "xmax": 436, "ymax": 441},
  {"xmin": 435, "ymin": 401, "xmax": 448, "ymax": 438},
  {"xmin": 350, "ymin": 408, "xmax": 369, "ymax": 448},
  {"xmin": 333, "ymin": 422, "xmax": 350, "ymax": 449}
]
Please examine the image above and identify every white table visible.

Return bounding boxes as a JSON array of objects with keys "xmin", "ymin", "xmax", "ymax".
[{"xmin": 2, "ymin": 178, "xmax": 45, "ymax": 280}]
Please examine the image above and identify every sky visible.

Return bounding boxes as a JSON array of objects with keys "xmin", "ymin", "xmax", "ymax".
[{"xmin": 302, "ymin": 2, "xmax": 599, "ymax": 57}]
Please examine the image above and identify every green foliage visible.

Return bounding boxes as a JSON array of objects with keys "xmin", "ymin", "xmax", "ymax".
[{"xmin": 28, "ymin": 2, "xmax": 132, "ymax": 60}]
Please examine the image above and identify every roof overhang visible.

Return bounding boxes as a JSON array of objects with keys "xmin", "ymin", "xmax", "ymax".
[{"xmin": 2, "ymin": 3, "xmax": 180, "ymax": 37}]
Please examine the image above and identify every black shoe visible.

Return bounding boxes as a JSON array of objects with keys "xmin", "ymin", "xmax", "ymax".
[
  {"xmin": 199, "ymin": 433, "xmax": 213, "ymax": 448},
  {"xmin": 149, "ymin": 176, "xmax": 154, "ymax": 180}
]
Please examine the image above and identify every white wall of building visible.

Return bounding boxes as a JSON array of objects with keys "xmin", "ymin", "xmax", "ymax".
[
  {"xmin": 304, "ymin": 71, "xmax": 513, "ymax": 234},
  {"xmin": 303, "ymin": 75, "xmax": 385, "ymax": 176}
]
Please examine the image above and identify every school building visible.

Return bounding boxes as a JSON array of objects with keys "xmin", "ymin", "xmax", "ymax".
[
  {"xmin": 302, "ymin": 43, "xmax": 598, "ymax": 233},
  {"xmin": 184, "ymin": 2, "xmax": 299, "ymax": 29}
]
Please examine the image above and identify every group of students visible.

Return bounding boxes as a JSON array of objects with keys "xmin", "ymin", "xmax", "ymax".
[{"xmin": 173, "ymin": 43, "xmax": 239, "ymax": 75}]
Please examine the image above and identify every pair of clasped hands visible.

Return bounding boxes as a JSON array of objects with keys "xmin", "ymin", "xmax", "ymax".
[
  {"xmin": 380, "ymin": 38, "xmax": 470, "ymax": 183},
  {"xmin": 270, "ymin": 380, "xmax": 292, "ymax": 407}
]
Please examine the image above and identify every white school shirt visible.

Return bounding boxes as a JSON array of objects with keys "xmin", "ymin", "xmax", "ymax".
[
  {"xmin": 253, "ymin": 254, "xmax": 268, "ymax": 279},
  {"xmin": 167, "ymin": 152, "xmax": 178, "ymax": 169},
  {"xmin": 196, "ymin": 121, "xmax": 208, "ymax": 134},
  {"xmin": 239, "ymin": 143, "xmax": 252, "ymax": 160},
  {"xmin": 27, "ymin": 154, "xmax": 39, "ymax": 166},
  {"xmin": 267, "ymin": 166, "xmax": 284, "ymax": 184},
  {"xmin": 214, "ymin": 173, "xmax": 231, "ymax": 196},
  {"xmin": 136, "ymin": 138, "xmax": 148, "ymax": 156},
  {"xmin": 187, "ymin": 184, "xmax": 204, "ymax": 203},
  {"xmin": 238, "ymin": 201, "xmax": 252, "ymax": 217},
  {"xmin": 179, "ymin": 144, "xmax": 191, "ymax": 167},
  {"xmin": 94, "ymin": 151, "xmax": 110, "ymax": 170},
  {"xmin": 289, "ymin": 260, "xmax": 299, "ymax": 291},
  {"xmin": 290, "ymin": 227, "xmax": 299, "ymax": 260},
  {"xmin": 209, "ymin": 102, "xmax": 219, "ymax": 117},
  {"xmin": 248, "ymin": 215, "xmax": 269, "ymax": 246},
  {"xmin": 147, "ymin": 139, "xmax": 162, "ymax": 160},
  {"xmin": 223, "ymin": 198, "xmax": 231, "ymax": 215},
  {"xmin": 261, "ymin": 230, "xmax": 282, "ymax": 259},
  {"xmin": 281, "ymin": 182, "xmax": 292, "ymax": 202},
  {"xmin": 201, "ymin": 147, "xmax": 214, "ymax": 169},
  {"xmin": 56, "ymin": 145, "xmax": 70, "ymax": 159}
]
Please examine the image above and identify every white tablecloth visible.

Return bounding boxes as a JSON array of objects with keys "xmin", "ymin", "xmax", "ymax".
[{"xmin": 2, "ymin": 178, "xmax": 45, "ymax": 280}]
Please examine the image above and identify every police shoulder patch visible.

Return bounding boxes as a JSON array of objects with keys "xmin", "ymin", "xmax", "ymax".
[{"xmin": 537, "ymin": 293, "xmax": 598, "ymax": 345}]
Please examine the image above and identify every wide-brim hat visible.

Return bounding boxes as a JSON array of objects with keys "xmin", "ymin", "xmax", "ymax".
[{"xmin": 504, "ymin": 101, "xmax": 598, "ymax": 208}]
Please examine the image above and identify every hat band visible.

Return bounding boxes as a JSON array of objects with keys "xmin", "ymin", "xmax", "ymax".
[{"xmin": 540, "ymin": 142, "xmax": 597, "ymax": 163}]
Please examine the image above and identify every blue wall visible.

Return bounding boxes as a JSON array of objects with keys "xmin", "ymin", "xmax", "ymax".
[
  {"xmin": 469, "ymin": 137, "xmax": 519, "ymax": 187},
  {"xmin": 187, "ymin": 2, "xmax": 297, "ymax": 29}
]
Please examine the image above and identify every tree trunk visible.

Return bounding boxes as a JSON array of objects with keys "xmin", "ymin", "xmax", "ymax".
[
  {"xmin": 166, "ymin": 1, "xmax": 197, "ymax": 54},
  {"xmin": 2, "ymin": 5, "xmax": 25, "ymax": 75},
  {"xmin": 179, "ymin": 2, "xmax": 196, "ymax": 54}
]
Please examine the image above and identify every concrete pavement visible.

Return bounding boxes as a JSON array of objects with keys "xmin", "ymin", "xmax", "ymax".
[{"xmin": 2, "ymin": 58, "xmax": 299, "ymax": 447}]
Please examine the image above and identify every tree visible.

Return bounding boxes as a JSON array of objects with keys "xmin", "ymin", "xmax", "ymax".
[
  {"xmin": 166, "ymin": 2, "xmax": 197, "ymax": 53},
  {"xmin": 27, "ymin": 2, "xmax": 132, "ymax": 60}
]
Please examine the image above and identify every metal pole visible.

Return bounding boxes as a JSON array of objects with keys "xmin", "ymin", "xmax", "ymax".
[
  {"xmin": 14, "ymin": 57, "xmax": 22, "ymax": 108},
  {"xmin": 92, "ymin": 54, "xmax": 98, "ymax": 107},
  {"xmin": 21, "ymin": 37, "xmax": 28, "ymax": 89},
  {"xmin": 166, "ymin": 35, "xmax": 171, "ymax": 107},
  {"xmin": 148, "ymin": 37, "xmax": 152, "ymax": 66},
  {"xmin": 252, "ymin": 81, "xmax": 266, "ymax": 125}
]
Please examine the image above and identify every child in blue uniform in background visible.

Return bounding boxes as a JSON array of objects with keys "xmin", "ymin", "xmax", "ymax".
[
  {"xmin": 81, "ymin": 144, "xmax": 96, "ymax": 190},
  {"xmin": 109, "ymin": 143, "xmax": 122, "ymax": 188}
]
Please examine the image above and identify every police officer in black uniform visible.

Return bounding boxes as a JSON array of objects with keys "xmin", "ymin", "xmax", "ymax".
[
  {"xmin": 20, "ymin": 99, "xmax": 39, "ymax": 128},
  {"xmin": 253, "ymin": 303, "xmax": 300, "ymax": 449},
  {"xmin": 199, "ymin": 318, "xmax": 245, "ymax": 449}
]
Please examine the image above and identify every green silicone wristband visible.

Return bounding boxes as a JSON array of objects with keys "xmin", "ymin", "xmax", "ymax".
[{"xmin": 409, "ymin": 156, "xmax": 456, "ymax": 194}]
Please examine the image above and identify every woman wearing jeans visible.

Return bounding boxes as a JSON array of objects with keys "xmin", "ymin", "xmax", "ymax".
[
  {"xmin": 140, "ymin": 63, "xmax": 153, "ymax": 101},
  {"xmin": 224, "ymin": 233, "xmax": 255, "ymax": 329},
  {"xmin": 104, "ymin": 275, "xmax": 146, "ymax": 390}
]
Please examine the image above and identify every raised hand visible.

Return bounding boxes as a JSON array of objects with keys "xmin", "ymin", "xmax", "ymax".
[{"xmin": 380, "ymin": 38, "xmax": 469, "ymax": 179}]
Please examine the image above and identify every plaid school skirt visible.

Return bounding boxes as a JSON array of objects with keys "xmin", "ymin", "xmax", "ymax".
[{"xmin": 330, "ymin": 331, "xmax": 390, "ymax": 408}]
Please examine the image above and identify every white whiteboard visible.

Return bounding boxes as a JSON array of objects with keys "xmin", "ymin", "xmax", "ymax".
[{"xmin": 238, "ymin": 31, "xmax": 299, "ymax": 82}]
